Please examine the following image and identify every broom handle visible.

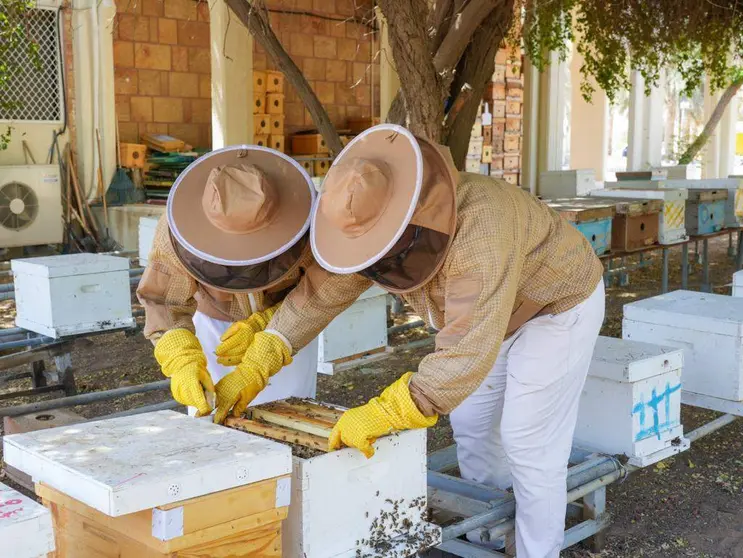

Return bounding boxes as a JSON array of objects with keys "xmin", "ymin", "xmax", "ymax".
[
  {"xmin": 96, "ymin": 129, "xmax": 109, "ymax": 229},
  {"xmin": 68, "ymin": 149, "xmax": 100, "ymax": 239}
]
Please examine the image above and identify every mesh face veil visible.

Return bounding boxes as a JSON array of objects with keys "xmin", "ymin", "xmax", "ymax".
[{"xmin": 170, "ymin": 231, "xmax": 308, "ymax": 293}]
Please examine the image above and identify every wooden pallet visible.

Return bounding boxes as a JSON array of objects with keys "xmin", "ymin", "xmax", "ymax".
[
  {"xmin": 608, "ymin": 198, "xmax": 663, "ymax": 216},
  {"xmin": 546, "ymin": 198, "xmax": 616, "ymax": 223},
  {"xmin": 226, "ymin": 399, "xmax": 345, "ymax": 453},
  {"xmin": 688, "ymin": 188, "xmax": 729, "ymax": 202}
]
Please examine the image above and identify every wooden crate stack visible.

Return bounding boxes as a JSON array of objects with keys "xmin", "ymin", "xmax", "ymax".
[
  {"xmin": 253, "ymin": 70, "xmax": 286, "ymax": 152},
  {"xmin": 485, "ymin": 48, "xmax": 524, "ymax": 185}
]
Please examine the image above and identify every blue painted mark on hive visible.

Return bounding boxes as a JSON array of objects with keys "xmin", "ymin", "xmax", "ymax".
[{"xmin": 632, "ymin": 382, "xmax": 681, "ymax": 441}]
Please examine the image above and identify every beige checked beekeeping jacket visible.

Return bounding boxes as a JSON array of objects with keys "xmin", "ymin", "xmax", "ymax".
[
  {"xmin": 269, "ymin": 173, "xmax": 604, "ymax": 415},
  {"xmin": 136, "ymin": 215, "xmax": 319, "ymax": 343}
]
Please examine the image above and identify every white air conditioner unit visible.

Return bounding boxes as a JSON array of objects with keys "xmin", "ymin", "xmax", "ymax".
[{"xmin": 0, "ymin": 165, "xmax": 63, "ymax": 248}]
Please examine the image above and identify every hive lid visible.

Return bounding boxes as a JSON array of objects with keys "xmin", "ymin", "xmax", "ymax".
[
  {"xmin": 589, "ymin": 336, "xmax": 683, "ymax": 383},
  {"xmin": 0, "ymin": 482, "xmax": 55, "ymax": 558},
  {"xmin": 623, "ymin": 290, "xmax": 743, "ymax": 337},
  {"xmin": 11, "ymin": 254, "xmax": 130, "ymax": 278},
  {"xmin": 592, "ymin": 187, "xmax": 688, "ymax": 202},
  {"xmin": 664, "ymin": 177, "xmax": 743, "ymax": 191},
  {"xmin": 3, "ymin": 410, "xmax": 292, "ymax": 517}
]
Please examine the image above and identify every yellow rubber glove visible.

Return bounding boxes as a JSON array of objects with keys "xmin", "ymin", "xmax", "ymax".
[
  {"xmin": 215, "ymin": 303, "xmax": 282, "ymax": 366},
  {"xmin": 213, "ymin": 331, "xmax": 292, "ymax": 424},
  {"xmin": 154, "ymin": 329, "xmax": 215, "ymax": 417},
  {"xmin": 328, "ymin": 372, "xmax": 438, "ymax": 458}
]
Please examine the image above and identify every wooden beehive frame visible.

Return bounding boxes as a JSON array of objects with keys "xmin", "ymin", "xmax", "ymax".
[{"xmin": 226, "ymin": 399, "xmax": 344, "ymax": 453}]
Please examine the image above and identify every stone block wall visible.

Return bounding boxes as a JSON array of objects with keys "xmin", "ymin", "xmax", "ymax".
[
  {"xmin": 113, "ymin": 0, "xmax": 212, "ymax": 148},
  {"xmin": 253, "ymin": 0, "xmax": 380, "ymax": 136}
]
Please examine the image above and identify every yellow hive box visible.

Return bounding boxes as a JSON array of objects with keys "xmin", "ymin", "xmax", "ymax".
[
  {"xmin": 266, "ymin": 71, "xmax": 284, "ymax": 93},
  {"xmin": 254, "ymin": 114, "xmax": 270, "ymax": 136},
  {"xmin": 38, "ymin": 478, "xmax": 288, "ymax": 557}
]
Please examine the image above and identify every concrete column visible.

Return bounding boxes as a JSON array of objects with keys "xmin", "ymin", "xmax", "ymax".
[
  {"xmin": 569, "ymin": 43, "xmax": 608, "ymax": 180},
  {"xmin": 66, "ymin": 0, "xmax": 117, "ymax": 199},
  {"xmin": 377, "ymin": 9, "xmax": 399, "ymax": 122},
  {"xmin": 537, "ymin": 51, "xmax": 569, "ymax": 176},
  {"xmin": 719, "ymin": 92, "xmax": 738, "ymax": 177},
  {"xmin": 627, "ymin": 71, "xmax": 664, "ymax": 170},
  {"xmin": 702, "ymin": 77, "xmax": 738, "ymax": 179},
  {"xmin": 521, "ymin": 57, "xmax": 540, "ymax": 194},
  {"xmin": 210, "ymin": 1, "xmax": 252, "ymax": 149}
]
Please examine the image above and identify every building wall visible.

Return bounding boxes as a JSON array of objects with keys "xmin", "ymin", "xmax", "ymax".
[
  {"xmin": 113, "ymin": 0, "xmax": 212, "ymax": 149},
  {"xmin": 254, "ymin": 0, "xmax": 380, "ymax": 136}
]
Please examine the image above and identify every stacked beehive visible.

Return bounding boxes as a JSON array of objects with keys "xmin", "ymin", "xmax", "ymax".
[
  {"xmin": 253, "ymin": 70, "xmax": 286, "ymax": 152},
  {"xmin": 464, "ymin": 106, "xmax": 486, "ymax": 174},
  {"xmin": 485, "ymin": 48, "xmax": 524, "ymax": 185}
]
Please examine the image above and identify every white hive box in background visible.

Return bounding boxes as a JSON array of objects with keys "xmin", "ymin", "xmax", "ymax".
[
  {"xmin": 591, "ymin": 187, "xmax": 688, "ymax": 244},
  {"xmin": 539, "ymin": 169, "xmax": 596, "ymax": 198},
  {"xmin": 623, "ymin": 290, "xmax": 743, "ymax": 415},
  {"xmin": 284, "ymin": 428, "xmax": 437, "ymax": 558},
  {"xmin": 0, "ymin": 482, "xmax": 55, "ymax": 558},
  {"xmin": 318, "ymin": 285, "xmax": 389, "ymax": 374},
  {"xmin": 574, "ymin": 336, "xmax": 688, "ymax": 467},
  {"xmin": 3, "ymin": 410, "xmax": 292, "ymax": 517},
  {"xmin": 734, "ymin": 270, "xmax": 743, "ymax": 297},
  {"xmin": 138, "ymin": 216, "xmax": 159, "ymax": 266},
  {"xmin": 662, "ymin": 178, "xmax": 743, "ymax": 228},
  {"xmin": 12, "ymin": 254, "xmax": 136, "ymax": 338}
]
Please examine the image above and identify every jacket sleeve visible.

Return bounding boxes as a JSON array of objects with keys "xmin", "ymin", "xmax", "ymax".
[
  {"xmin": 136, "ymin": 215, "xmax": 198, "ymax": 343},
  {"xmin": 267, "ymin": 263, "xmax": 373, "ymax": 353},
  {"xmin": 409, "ymin": 211, "xmax": 523, "ymax": 416}
]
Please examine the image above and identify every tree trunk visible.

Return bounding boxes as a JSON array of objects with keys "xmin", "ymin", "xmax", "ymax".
[
  {"xmin": 678, "ymin": 75, "xmax": 743, "ymax": 165},
  {"xmin": 376, "ymin": 0, "xmax": 446, "ymax": 141},
  {"xmin": 380, "ymin": 0, "xmax": 498, "ymax": 143},
  {"xmin": 224, "ymin": 0, "xmax": 343, "ymax": 156},
  {"xmin": 444, "ymin": 2, "xmax": 514, "ymax": 169}
]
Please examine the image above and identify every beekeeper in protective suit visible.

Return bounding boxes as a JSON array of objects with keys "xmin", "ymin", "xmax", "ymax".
[
  {"xmin": 137, "ymin": 145, "xmax": 321, "ymax": 420},
  {"xmin": 212, "ymin": 124, "xmax": 606, "ymax": 557}
]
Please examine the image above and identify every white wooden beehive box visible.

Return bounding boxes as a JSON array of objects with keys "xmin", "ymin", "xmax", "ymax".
[
  {"xmin": 12, "ymin": 254, "xmax": 136, "ymax": 338},
  {"xmin": 733, "ymin": 270, "xmax": 743, "ymax": 297},
  {"xmin": 592, "ymin": 186, "xmax": 688, "ymax": 244},
  {"xmin": 663, "ymin": 178, "xmax": 743, "ymax": 228},
  {"xmin": 539, "ymin": 169, "xmax": 597, "ymax": 198},
  {"xmin": 227, "ymin": 400, "xmax": 440, "ymax": 557},
  {"xmin": 285, "ymin": 428, "xmax": 433, "ymax": 558},
  {"xmin": 138, "ymin": 216, "xmax": 160, "ymax": 266},
  {"xmin": 574, "ymin": 336, "xmax": 688, "ymax": 467},
  {"xmin": 318, "ymin": 285, "xmax": 389, "ymax": 374},
  {"xmin": 623, "ymin": 290, "xmax": 743, "ymax": 414},
  {"xmin": 0, "ymin": 482, "xmax": 55, "ymax": 558},
  {"xmin": 3, "ymin": 410, "xmax": 292, "ymax": 517}
]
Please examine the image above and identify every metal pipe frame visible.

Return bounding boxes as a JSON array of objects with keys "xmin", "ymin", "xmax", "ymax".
[
  {"xmin": 429, "ymin": 408, "xmax": 739, "ymax": 557},
  {"xmin": 0, "ymin": 380, "xmax": 170, "ymax": 417}
]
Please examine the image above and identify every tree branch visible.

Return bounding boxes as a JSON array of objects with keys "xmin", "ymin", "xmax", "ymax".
[
  {"xmin": 224, "ymin": 0, "xmax": 344, "ymax": 155},
  {"xmin": 433, "ymin": 0, "xmax": 497, "ymax": 80},
  {"xmin": 678, "ymin": 74, "xmax": 743, "ymax": 164},
  {"xmin": 384, "ymin": 0, "xmax": 499, "ymax": 131},
  {"xmin": 427, "ymin": 0, "xmax": 454, "ymax": 54},
  {"xmin": 444, "ymin": 1, "xmax": 514, "ymax": 168}
]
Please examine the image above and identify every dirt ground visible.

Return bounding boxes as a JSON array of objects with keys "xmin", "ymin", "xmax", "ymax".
[{"xmin": 2, "ymin": 235, "xmax": 743, "ymax": 557}]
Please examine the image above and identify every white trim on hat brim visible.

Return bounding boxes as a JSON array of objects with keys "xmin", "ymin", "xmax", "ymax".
[
  {"xmin": 310, "ymin": 124, "xmax": 424, "ymax": 275},
  {"xmin": 167, "ymin": 144, "xmax": 316, "ymax": 267}
]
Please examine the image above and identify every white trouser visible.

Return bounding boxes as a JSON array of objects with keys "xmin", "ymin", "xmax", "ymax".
[
  {"xmin": 188, "ymin": 311, "xmax": 319, "ymax": 417},
  {"xmin": 449, "ymin": 282, "xmax": 605, "ymax": 558}
]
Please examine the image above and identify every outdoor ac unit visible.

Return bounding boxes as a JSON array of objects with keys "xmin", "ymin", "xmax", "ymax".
[{"xmin": 0, "ymin": 165, "xmax": 63, "ymax": 248}]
